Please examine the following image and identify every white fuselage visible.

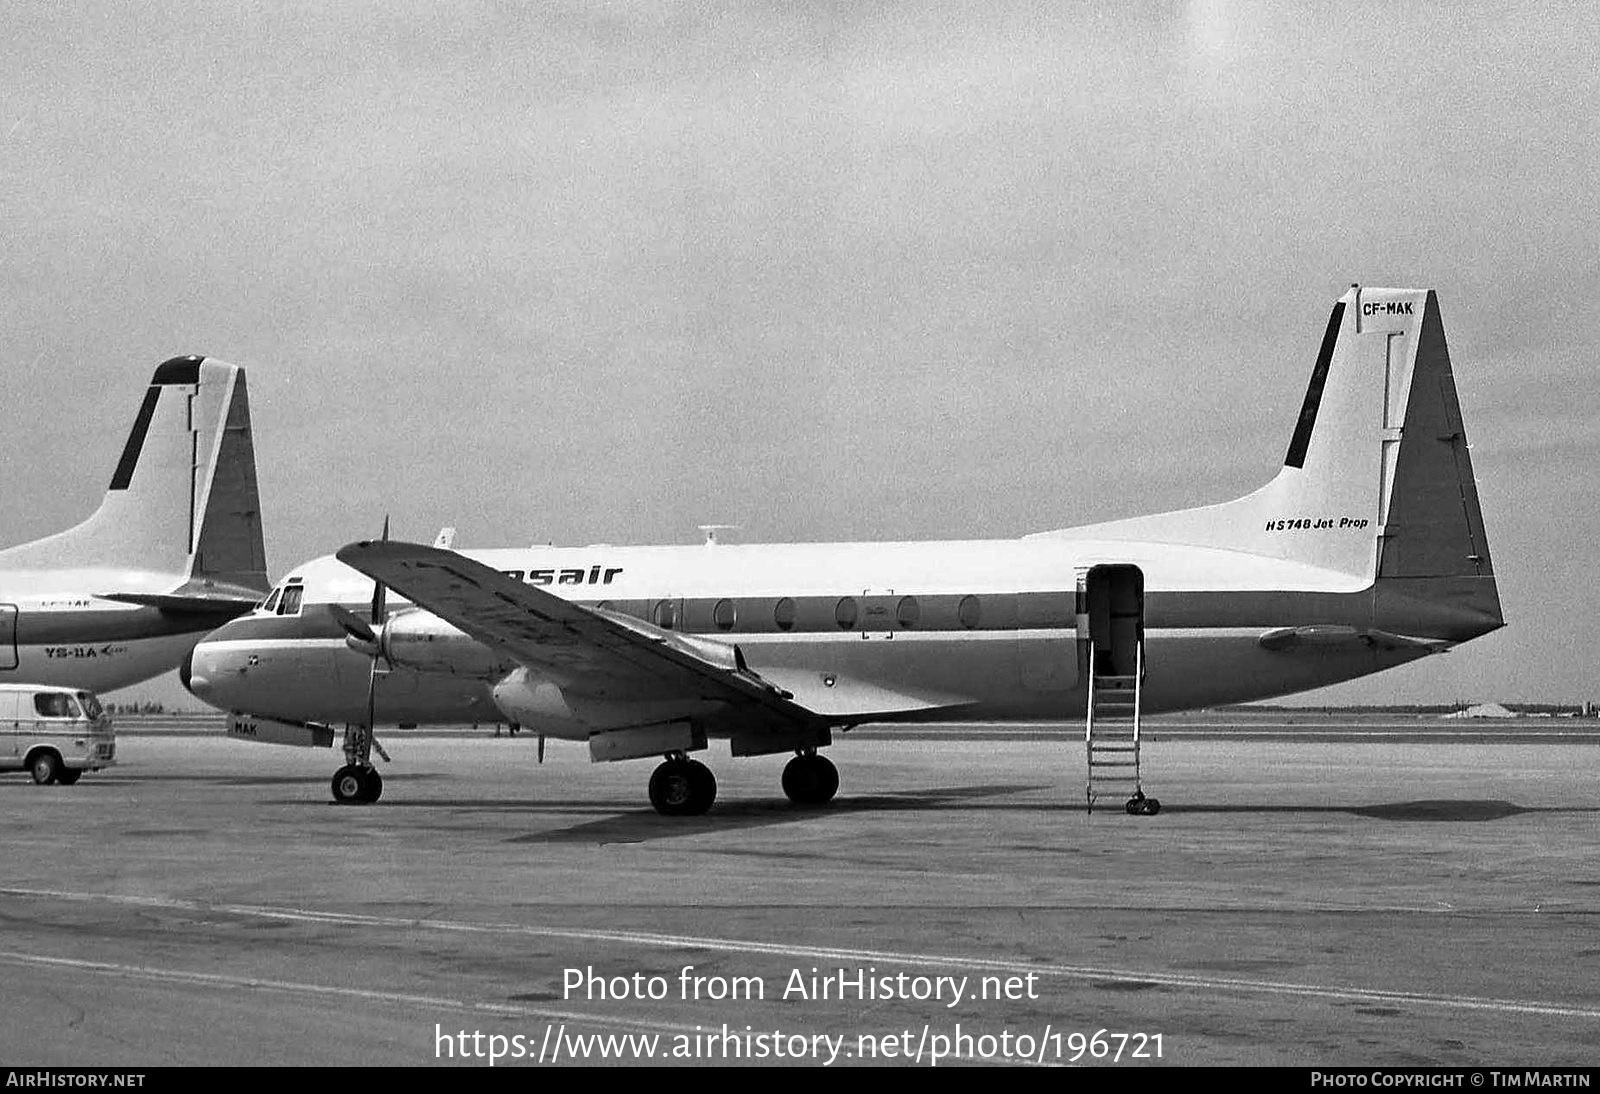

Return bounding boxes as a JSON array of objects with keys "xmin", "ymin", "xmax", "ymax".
[
  {"xmin": 186, "ymin": 534, "xmax": 1447, "ymax": 739},
  {"xmin": 0, "ymin": 567, "xmax": 227, "ymax": 692}
]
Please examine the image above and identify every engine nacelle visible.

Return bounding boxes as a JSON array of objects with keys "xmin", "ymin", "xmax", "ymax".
[
  {"xmin": 377, "ymin": 611, "xmax": 514, "ymax": 677},
  {"xmin": 491, "ymin": 665, "xmax": 724, "ymax": 739},
  {"xmin": 491, "ymin": 669, "xmax": 577, "ymax": 724}
]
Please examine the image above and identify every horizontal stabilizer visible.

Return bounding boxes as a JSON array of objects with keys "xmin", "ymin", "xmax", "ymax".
[
  {"xmin": 1258, "ymin": 625, "xmax": 1450, "ymax": 653},
  {"xmin": 98, "ymin": 589, "xmax": 264, "ymax": 615}
]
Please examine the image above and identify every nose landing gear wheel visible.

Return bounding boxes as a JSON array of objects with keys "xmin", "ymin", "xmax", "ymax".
[
  {"xmin": 648, "ymin": 758, "xmax": 716, "ymax": 816},
  {"xmin": 781, "ymin": 753, "xmax": 839, "ymax": 806}
]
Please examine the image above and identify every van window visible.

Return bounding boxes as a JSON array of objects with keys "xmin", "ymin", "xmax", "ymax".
[
  {"xmin": 78, "ymin": 692, "xmax": 104, "ymax": 720},
  {"xmin": 35, "ymin": 693, "xmax": 80, "ymax": 719}
]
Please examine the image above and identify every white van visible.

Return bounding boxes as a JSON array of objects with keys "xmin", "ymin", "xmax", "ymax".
[{"xmin": 0, "ymin": 684, "xmax": 116, "ymax": 784}]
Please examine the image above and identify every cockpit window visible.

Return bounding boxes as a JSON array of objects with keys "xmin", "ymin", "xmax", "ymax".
[
  {"xmin": 277, "ymin": 585, "xmax": 304, "ymax": 616},
  {"xmin": 260, "ymin": 588, "xmax": 282, "ymax": 614},
  {"xmin": 35, "ymin": 693, "xmax": 81, "ymax": 719}
]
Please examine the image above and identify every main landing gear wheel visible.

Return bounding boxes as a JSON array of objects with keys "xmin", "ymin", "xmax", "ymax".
[
  {"xmin": 648, "ymin": 758, "xmax": 716, "ymax": 816},
  {"xmin": 331, "ymin": 764, "xmax": 383, "ymax": 804},
  {"xmin": 781, "ymin": 753, "xmax": 839, "ymax": 806},
  {"xmin": 1124, "ymin": 793, "xmax": 1161, "ymax": 816}
]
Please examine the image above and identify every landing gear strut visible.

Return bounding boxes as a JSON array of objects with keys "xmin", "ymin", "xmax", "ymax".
[
  {"xmin": 331, "ymin": 722, "xmax": 387, "ymax": 805},
  {"xmin": 648, "ymin": 754, "xmax": 716, "ymax": 816},
  {"xmin": 781, "ymin": 751, "xmax": 839, "ymax": 806}
]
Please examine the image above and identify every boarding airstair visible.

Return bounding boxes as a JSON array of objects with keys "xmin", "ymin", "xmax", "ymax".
[
  {"xmin": 1082, "ymin": 564, "xmax": 1159, "ymax": 816},
  {"xmin": 1086, "ymin": 642, "xmax": 1157, "ymax": 814}
]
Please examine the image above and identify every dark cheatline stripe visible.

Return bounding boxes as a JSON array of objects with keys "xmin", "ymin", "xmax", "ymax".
[
  {"xmin": 16, "ymin": 606, "xmax": 228, "ymax": 644},
  {"xmin": 108, "ymin": 386, "xmax": 161, "ymax": 491},
  {"xmin": 1283, "ymin": 301, "xmax": 1345, "ymax": 469},
  {"xmin": 205, "ymin": 576, "xmax": 1497, "ymax": 652},
  {"xmin": 152, "ymin": 356, "xmax": 203, "ymax": 386}
]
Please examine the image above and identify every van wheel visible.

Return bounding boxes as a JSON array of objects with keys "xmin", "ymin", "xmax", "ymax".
[
  {"xmin": 29, "ymin": 751, "xmax": 61, "ymax": 785},
  {"xmin": 55, "ymin": 768, "xmax": 83, "ymax": 786}
]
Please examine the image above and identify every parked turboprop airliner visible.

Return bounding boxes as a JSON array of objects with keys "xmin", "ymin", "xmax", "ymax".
[
  {"xmin": 184, "ymin": 287, "xmax": 1501, "ymax": 815},
  {"xmin": 1, "ymin": 356, "xmax": 269, "ymax": 693}
]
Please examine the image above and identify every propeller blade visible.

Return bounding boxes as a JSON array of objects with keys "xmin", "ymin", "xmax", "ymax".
[
  {"xmin": 330, "ymin": 605, "xmax": 376, "ymax": 646},
  {"xmin": 537, "ymin": 733, "xmax": 546, "ymax": 764},
  {"xmin": 370, "ymin": 516, "xmax": 390, "ymax": 624}
]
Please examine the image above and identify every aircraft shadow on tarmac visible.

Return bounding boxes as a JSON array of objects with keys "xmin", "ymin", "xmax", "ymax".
[
  {"xmin": 99, "ymin": 773, "xmax": 453, "ymax": 788},
  {"xmin": 507, "ymin": 792, "xmax": 1598, "ymax": 843},
  {"xmin": 36, "ymin": 779, "xmax": 1594, "ymax": 835},
  {"xmin": 507, "ymin": 784, "xmax": 1047, "ymax": 843}
]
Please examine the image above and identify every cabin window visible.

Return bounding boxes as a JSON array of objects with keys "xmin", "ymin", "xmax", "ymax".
[
  {"xmin": 277, "ymin": 585, "xmax": 304, "ymax": 616},
  {"xmin": 896, "ymin": 596, "xmax": 920, "ymax": 629},
  {"xmin": 713, "ymin": 598, "xmax": 737, "ymax": 631},
  {"xmin": 652, "ymin": 599, "xmax": 679, "ymax": 630},
  {"xmin": 773, "ymin": 597, "xmax": 796, "ymax": 632},
  {"xmin": 835, "ymin": 597, "xmax": 858, "ymax": 631},
  {"xmin": 958, "ymin": 595, "xmax": 982, "ymax": 629}
]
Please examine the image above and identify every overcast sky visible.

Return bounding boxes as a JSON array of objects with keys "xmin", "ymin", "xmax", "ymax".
[{"xmin": 3, "ymin": 1, "xmax": 1596, "ymax": 707}]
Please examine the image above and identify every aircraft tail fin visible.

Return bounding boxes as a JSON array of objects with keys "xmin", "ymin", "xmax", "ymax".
[
  {"xmin": 1032, "ymin": 287, "xmax": 1502, "ymax": 634},
  {"xmin": 0, "ymin": 356, "xmax": 270, "ymax": 599}
]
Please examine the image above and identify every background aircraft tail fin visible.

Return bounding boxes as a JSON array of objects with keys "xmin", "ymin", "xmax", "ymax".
[{"xmin": 0, "ymin": 357, "xmax": 269, "ymax": 599}]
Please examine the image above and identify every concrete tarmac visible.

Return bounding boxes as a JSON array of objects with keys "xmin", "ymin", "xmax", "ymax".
[{"xmin": 1, "ymin": 722, "xmax": 1597, "ymax": 1067}]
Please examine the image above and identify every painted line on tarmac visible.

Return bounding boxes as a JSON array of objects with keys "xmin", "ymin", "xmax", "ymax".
[
  {"xmin": 0, "ymin": 947, "xmax": 692, "ymax": 1030},
  {"xmin": 4, "ymin": 885, "xmax": 1598, "ymax": 1022},
  {"xmin": 0, "ymin": 947, "xmax": 1052, "ymax": 1067}
]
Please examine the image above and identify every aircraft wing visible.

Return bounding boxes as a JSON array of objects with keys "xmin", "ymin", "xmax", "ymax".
[{"xmin": 335, "ymin": 540, "xmax": 826, "ymax": 731}]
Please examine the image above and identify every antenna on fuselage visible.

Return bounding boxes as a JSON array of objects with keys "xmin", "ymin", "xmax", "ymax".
[{"xmin": 699, "ymin": 524, "xmax": 739, "ymax": 546}]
